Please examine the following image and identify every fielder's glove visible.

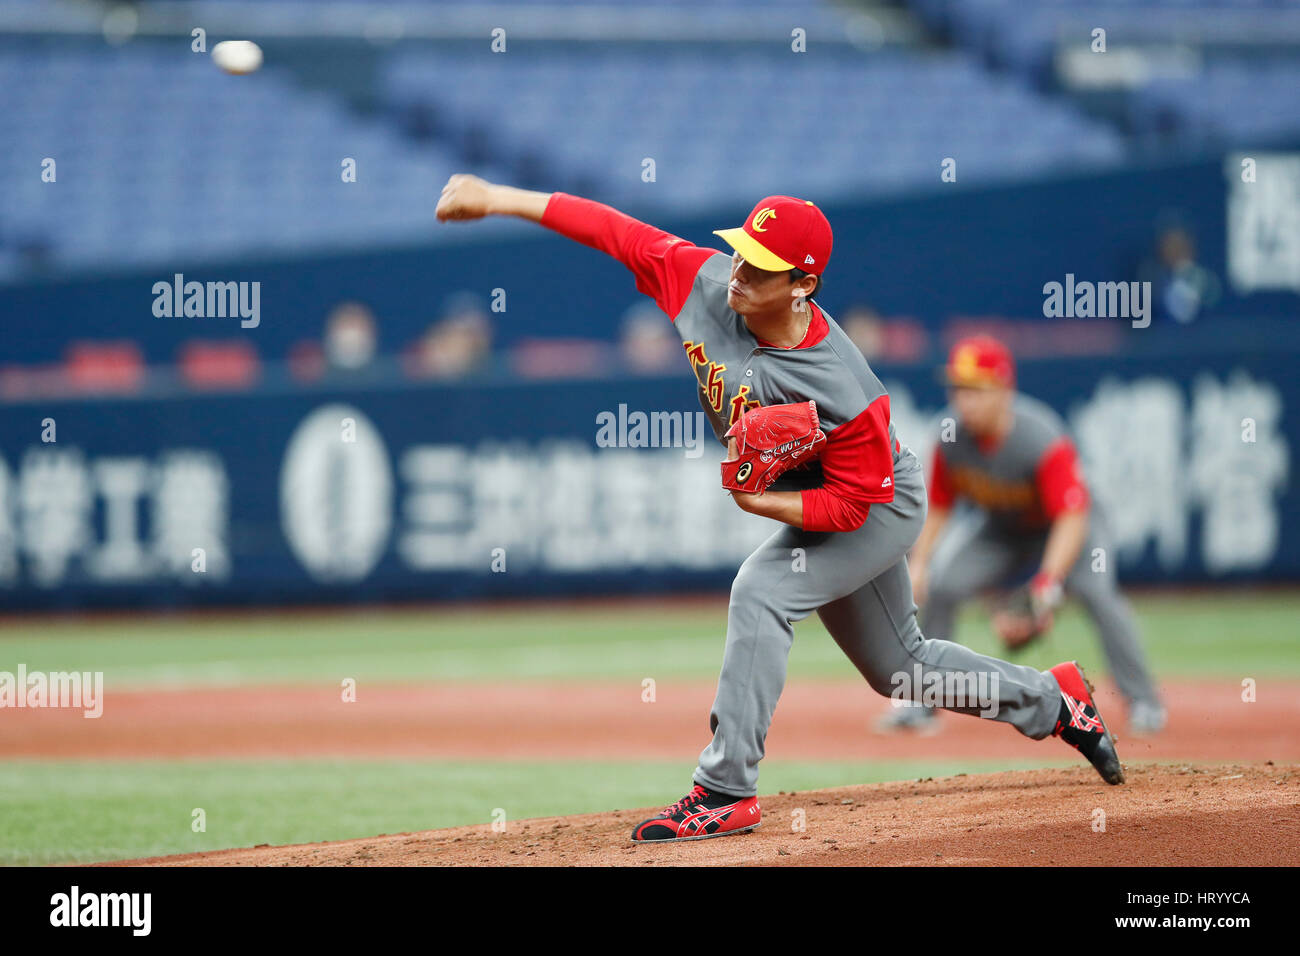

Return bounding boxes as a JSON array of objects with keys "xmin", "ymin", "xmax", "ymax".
[
  {"xmin": 992, "ymin": 572, "xmax": 1063, "ymax": 651},
  {"xmin": 720, "ymin": 400, "xmax": 827, "ymax": 494}
]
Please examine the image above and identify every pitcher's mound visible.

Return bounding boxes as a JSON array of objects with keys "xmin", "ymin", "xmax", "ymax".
[{"xmin": 112, "ymin": 763, "xmax": 1299, "ymax": 867}]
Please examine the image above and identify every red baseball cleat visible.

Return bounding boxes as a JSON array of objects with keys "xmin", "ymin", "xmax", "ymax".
[
  {"xmin": 630, "ymin": 784, "xmax": 761, "ymax": 843},
  {"xmin": 1050, "ymin": 661, "xmax": 1125, "ymax": 785}
]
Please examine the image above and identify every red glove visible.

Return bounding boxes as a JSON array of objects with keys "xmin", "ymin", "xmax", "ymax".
[{"xmin": 721, "ymin": 400, "xmax": 827, "ymax": 494}]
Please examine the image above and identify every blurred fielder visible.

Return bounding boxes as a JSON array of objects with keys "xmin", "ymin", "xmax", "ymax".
[
  {"xmin": 878, "ymin": 335, "xmax": 1166, "ymax": 736},
  {"xmin": 436, "ymin": 175, "xmax": 1126, "ymax": 844}
]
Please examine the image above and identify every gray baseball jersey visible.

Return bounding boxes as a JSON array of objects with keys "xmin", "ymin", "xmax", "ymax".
[{"xmin": 541, "ymin": 193, "xmax": 1070, "ymax": 795}]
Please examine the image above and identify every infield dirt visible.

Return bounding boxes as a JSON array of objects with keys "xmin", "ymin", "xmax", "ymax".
[
  {"xmin": 15, "ymin": 675, "xmax": 1291, "ymax": 866},
  {"xmin": 112, "ymin": 763, "xmax": 1298, "ymax": 866}
]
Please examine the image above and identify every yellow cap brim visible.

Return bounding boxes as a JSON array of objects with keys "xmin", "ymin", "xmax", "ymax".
[
  {"xmin": 942, "ymin": 368, "xmax": 1006, "ymax": 389},
  {"xmin": 712, "ymin": 227, "xmax": 796, "ymax": 272}
]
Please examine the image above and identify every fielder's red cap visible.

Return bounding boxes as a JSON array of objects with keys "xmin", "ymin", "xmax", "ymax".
[
  {"xmin": 713, "ymin": 196, "xmax": 833, "ymax": 275},
  {"xmin": 945, "ymin": 335, "xmax": 1016, "ymax": 388}
]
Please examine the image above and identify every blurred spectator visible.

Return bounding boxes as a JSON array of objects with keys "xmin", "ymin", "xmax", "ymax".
[
  {"xmin": 408, "ymin": 292, "xmax": 494, "ymax": 379},
  {"xmin": 324, "ymin": 301, "xmax": 379, "ymax": 372},
  {"xmin": 1138, "ymin": 225, "xmax": 1221, "ymax": 325},
  {"xmin": 840, "ymin": 305, "xmax": 887, "ymax": 361},
  {"xmin": 839, "ymin": 305, "xmax": 930, "ymax": 363},
  {"xmin": 288, "ymin": 300, "xmax": 381, "ymax": 384},
  {"xmin": 618, "ymin": 302, "xmax": 682, "ymax": 373}
]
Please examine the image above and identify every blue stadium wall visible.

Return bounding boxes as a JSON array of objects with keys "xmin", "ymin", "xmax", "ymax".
[
  {"xmin": 0, "ymin": 346, "xmax": 1294, "ymax": 611},
  {"xmin": 0, "ymin": 155, "xmax": 1295, "ymax": 609}
]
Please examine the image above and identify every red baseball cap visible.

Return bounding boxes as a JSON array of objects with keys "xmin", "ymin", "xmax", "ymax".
[
  {"xmin": 945, "ymin": 335, "xmax": 1016, "ymax": 388},
  {"xmin": 713, "ymin": 196, "xmax": 833, "ymax": 275}
]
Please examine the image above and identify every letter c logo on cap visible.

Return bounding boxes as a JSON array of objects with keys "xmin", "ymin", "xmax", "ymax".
[
  {"xmin": 954, "ymin": 346, "xmax": 979, "ymax": 378},
  {"xmin": 752, "ymin": 208, "xmax": 777, "ymax": 232}
]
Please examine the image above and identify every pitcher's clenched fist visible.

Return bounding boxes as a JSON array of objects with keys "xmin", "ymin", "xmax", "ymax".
[
  {"xmin": 436, "ymin": 174, "xmax": 552, "ymax": 224},
  {"xmin": 436, "ymin": 174, "xmax": 495, "ymax": 221}
]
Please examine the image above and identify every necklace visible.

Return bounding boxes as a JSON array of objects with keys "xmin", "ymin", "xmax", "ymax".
[
  {"xmin": 748, "ymin": 300, "xmax": 813, "ymax": 349},
  {"xmin": 786, "ymin": 298, "xmax": 812, "ymax": 348}
]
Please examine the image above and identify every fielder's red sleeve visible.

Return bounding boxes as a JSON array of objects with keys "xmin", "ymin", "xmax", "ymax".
[
  {"xmin": 928, "ymin": 445, "xmax": 957, "ymax": 508},
  {"xmin": 540, "ymin": 193, "xmax": 715, "ymax": 320},
  {"xmin": 1036, "ymin": 437, "xmax": 1089, "ymax": 519},
  {"xmin": 801, "ymin": 395, "xmax": 896, "ymax": 533}
]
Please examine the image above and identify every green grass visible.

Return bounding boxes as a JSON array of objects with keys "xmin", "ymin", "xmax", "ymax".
[
  {"xmin": 0, "ymin": 591, "xmax": 1296, "ymax": 687},
  {"xmin": 1, "ymin": 591, "xmax": 1294, "ymax": 864},
  {"xmin": 0, "ymin": 757, "xmax": 1066, "ymax": 865}
]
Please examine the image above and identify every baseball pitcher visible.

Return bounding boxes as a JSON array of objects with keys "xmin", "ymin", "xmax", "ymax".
[
  {"xmin": 879, "ymin": 335, "xmax": 1166, "ymax": 736},
  {"xmin": 436, "ymin": 176, "xmax": 1126, "ymax": 844}
]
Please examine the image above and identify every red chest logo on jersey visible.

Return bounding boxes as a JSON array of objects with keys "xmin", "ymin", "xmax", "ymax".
[
  {"xmin": 729, "ymin": 384, "xmax": 761, "ymax": 426},
  {"xmin": 683, "ymin": 341, "xmax": 761, "ymax": 423}
]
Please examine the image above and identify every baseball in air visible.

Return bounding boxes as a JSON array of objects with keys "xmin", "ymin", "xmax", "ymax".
[{"xmin": 211, "ymin": 40, "xmax": 263, "ymax": 75}]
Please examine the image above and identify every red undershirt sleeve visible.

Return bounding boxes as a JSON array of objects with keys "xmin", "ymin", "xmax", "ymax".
[
  {"xmin": 540, "ymin": 192, "xmax": 716, "ymax": 319},
  {"xmin": 1036, "ymin": 437, "xmax": 1090, "ymax": 519},
  {"xmin": 801, "ymin": 395, "xmax": 896, "ymax": 533},
  {"xmin": 929, "ymin": 445, "xmax": 957, "ymax": 508}
]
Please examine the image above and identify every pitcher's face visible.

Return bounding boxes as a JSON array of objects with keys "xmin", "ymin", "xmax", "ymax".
[{"xmin": 727, "ymin": 251, "xmax": 810, "ymax": 316}]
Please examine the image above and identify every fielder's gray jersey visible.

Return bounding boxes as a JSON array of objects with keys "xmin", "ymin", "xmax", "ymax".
[
  {"xmin": 930, "ymin": 393, "xmax": 1089, "ymax": 534},
  {"xmin": 923, "ymin": 393, "xmax": 1161, "ymax": 709}
]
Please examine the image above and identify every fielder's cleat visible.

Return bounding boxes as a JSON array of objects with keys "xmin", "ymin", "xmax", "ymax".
[
  {"xmin": 630, "ymin": 783, "xmax": 761, "ymax": 843},
  {"xmin": 1049, "ymin": 661, "xmax": 1125, "ymax": 785},
  {"xmin": 1128, "ymin": 699, "xmax": 1168, "ymax": 737},
  {"xmin": 873, "ymin": 701, "xmax": 940, "ymax": 736}
]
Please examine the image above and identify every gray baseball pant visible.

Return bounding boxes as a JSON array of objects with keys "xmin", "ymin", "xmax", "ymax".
[
  {"xmin": 693, "ymin": 450, "xmax": 1063, "ymax": 798},
  {"xmin": 920, "ymin": 507, "xmax": 1160, "ymax": 709}
]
